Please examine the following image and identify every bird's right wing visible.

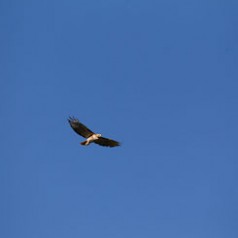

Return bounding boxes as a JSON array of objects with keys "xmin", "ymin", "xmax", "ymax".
[
  {"xmin": 94, "ymin": 137, "xmax": 120, "ymax": 147},
  {"xmin": 68, "ymin": 117, "xmax": 94, "ymax": 138}
]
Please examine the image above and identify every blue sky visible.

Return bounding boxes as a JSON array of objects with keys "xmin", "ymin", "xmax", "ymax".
[{"xmin": 1, "ymin": 0, "xmax": 238, "ymax": 237}]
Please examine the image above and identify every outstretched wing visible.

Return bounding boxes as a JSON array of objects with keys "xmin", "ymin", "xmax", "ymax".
[
  {"xmin": 68, "ymin": 117, "xmax": 94, "ymax": 138},
  {"xmin": 94, "ymin": 137, "xmax": 120, "ymax": 147}
]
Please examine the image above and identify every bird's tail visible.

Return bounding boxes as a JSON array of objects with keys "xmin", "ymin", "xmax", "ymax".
[{"xmin": 80, "ymin": 141, "xmax": 88, "ymax": 146}]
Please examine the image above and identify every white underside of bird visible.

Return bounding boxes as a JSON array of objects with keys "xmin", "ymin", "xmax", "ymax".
[{"xmin": 81, "ymin": 133, "xmax": 102, "ymax": 145}]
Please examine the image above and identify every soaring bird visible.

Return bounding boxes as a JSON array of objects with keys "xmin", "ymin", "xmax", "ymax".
[{"xmin": 68, "ymin": 117, "xmax": 120, "ymax": 147}]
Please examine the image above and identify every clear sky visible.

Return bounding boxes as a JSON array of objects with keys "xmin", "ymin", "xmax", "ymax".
[{"xmin": 1, "ymin": 0, "xmax": 238, "ymax": 237}]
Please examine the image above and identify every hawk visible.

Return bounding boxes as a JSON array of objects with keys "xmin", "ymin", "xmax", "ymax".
[{"xmin": 68, "ymin": 117, "xmax": 120, "ymax": 147}]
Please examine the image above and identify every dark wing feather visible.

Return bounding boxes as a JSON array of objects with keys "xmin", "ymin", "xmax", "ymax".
[
  {"xmin": 94, "ymin": 137, "xmax": 120, "ymax": 147},
  {"xmin": 68, "ymin": 117, "xmax": 94, "ymax": 138}
]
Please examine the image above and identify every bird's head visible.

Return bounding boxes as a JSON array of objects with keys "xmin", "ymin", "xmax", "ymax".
[{"xmin": 96, "ymin": 133, "xmax": 102, "ymax": 137}]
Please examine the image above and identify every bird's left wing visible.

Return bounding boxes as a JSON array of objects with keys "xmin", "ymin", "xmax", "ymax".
[
  {"xmin": 94, "ymin": 137, "xmax": 120, "ymax": 147},
  {"xmin": 68, "ymin": 117, "xmax": 94, "ymax": 138}
]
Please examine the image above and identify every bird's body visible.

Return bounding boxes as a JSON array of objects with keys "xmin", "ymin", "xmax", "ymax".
[
  {"xmin": 81, "ymin": 133, "xmax": 102, "ymax": 146},
  {"xmin": 68, "ymin": 117, "xmax": 120, "ymax": 147}
]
